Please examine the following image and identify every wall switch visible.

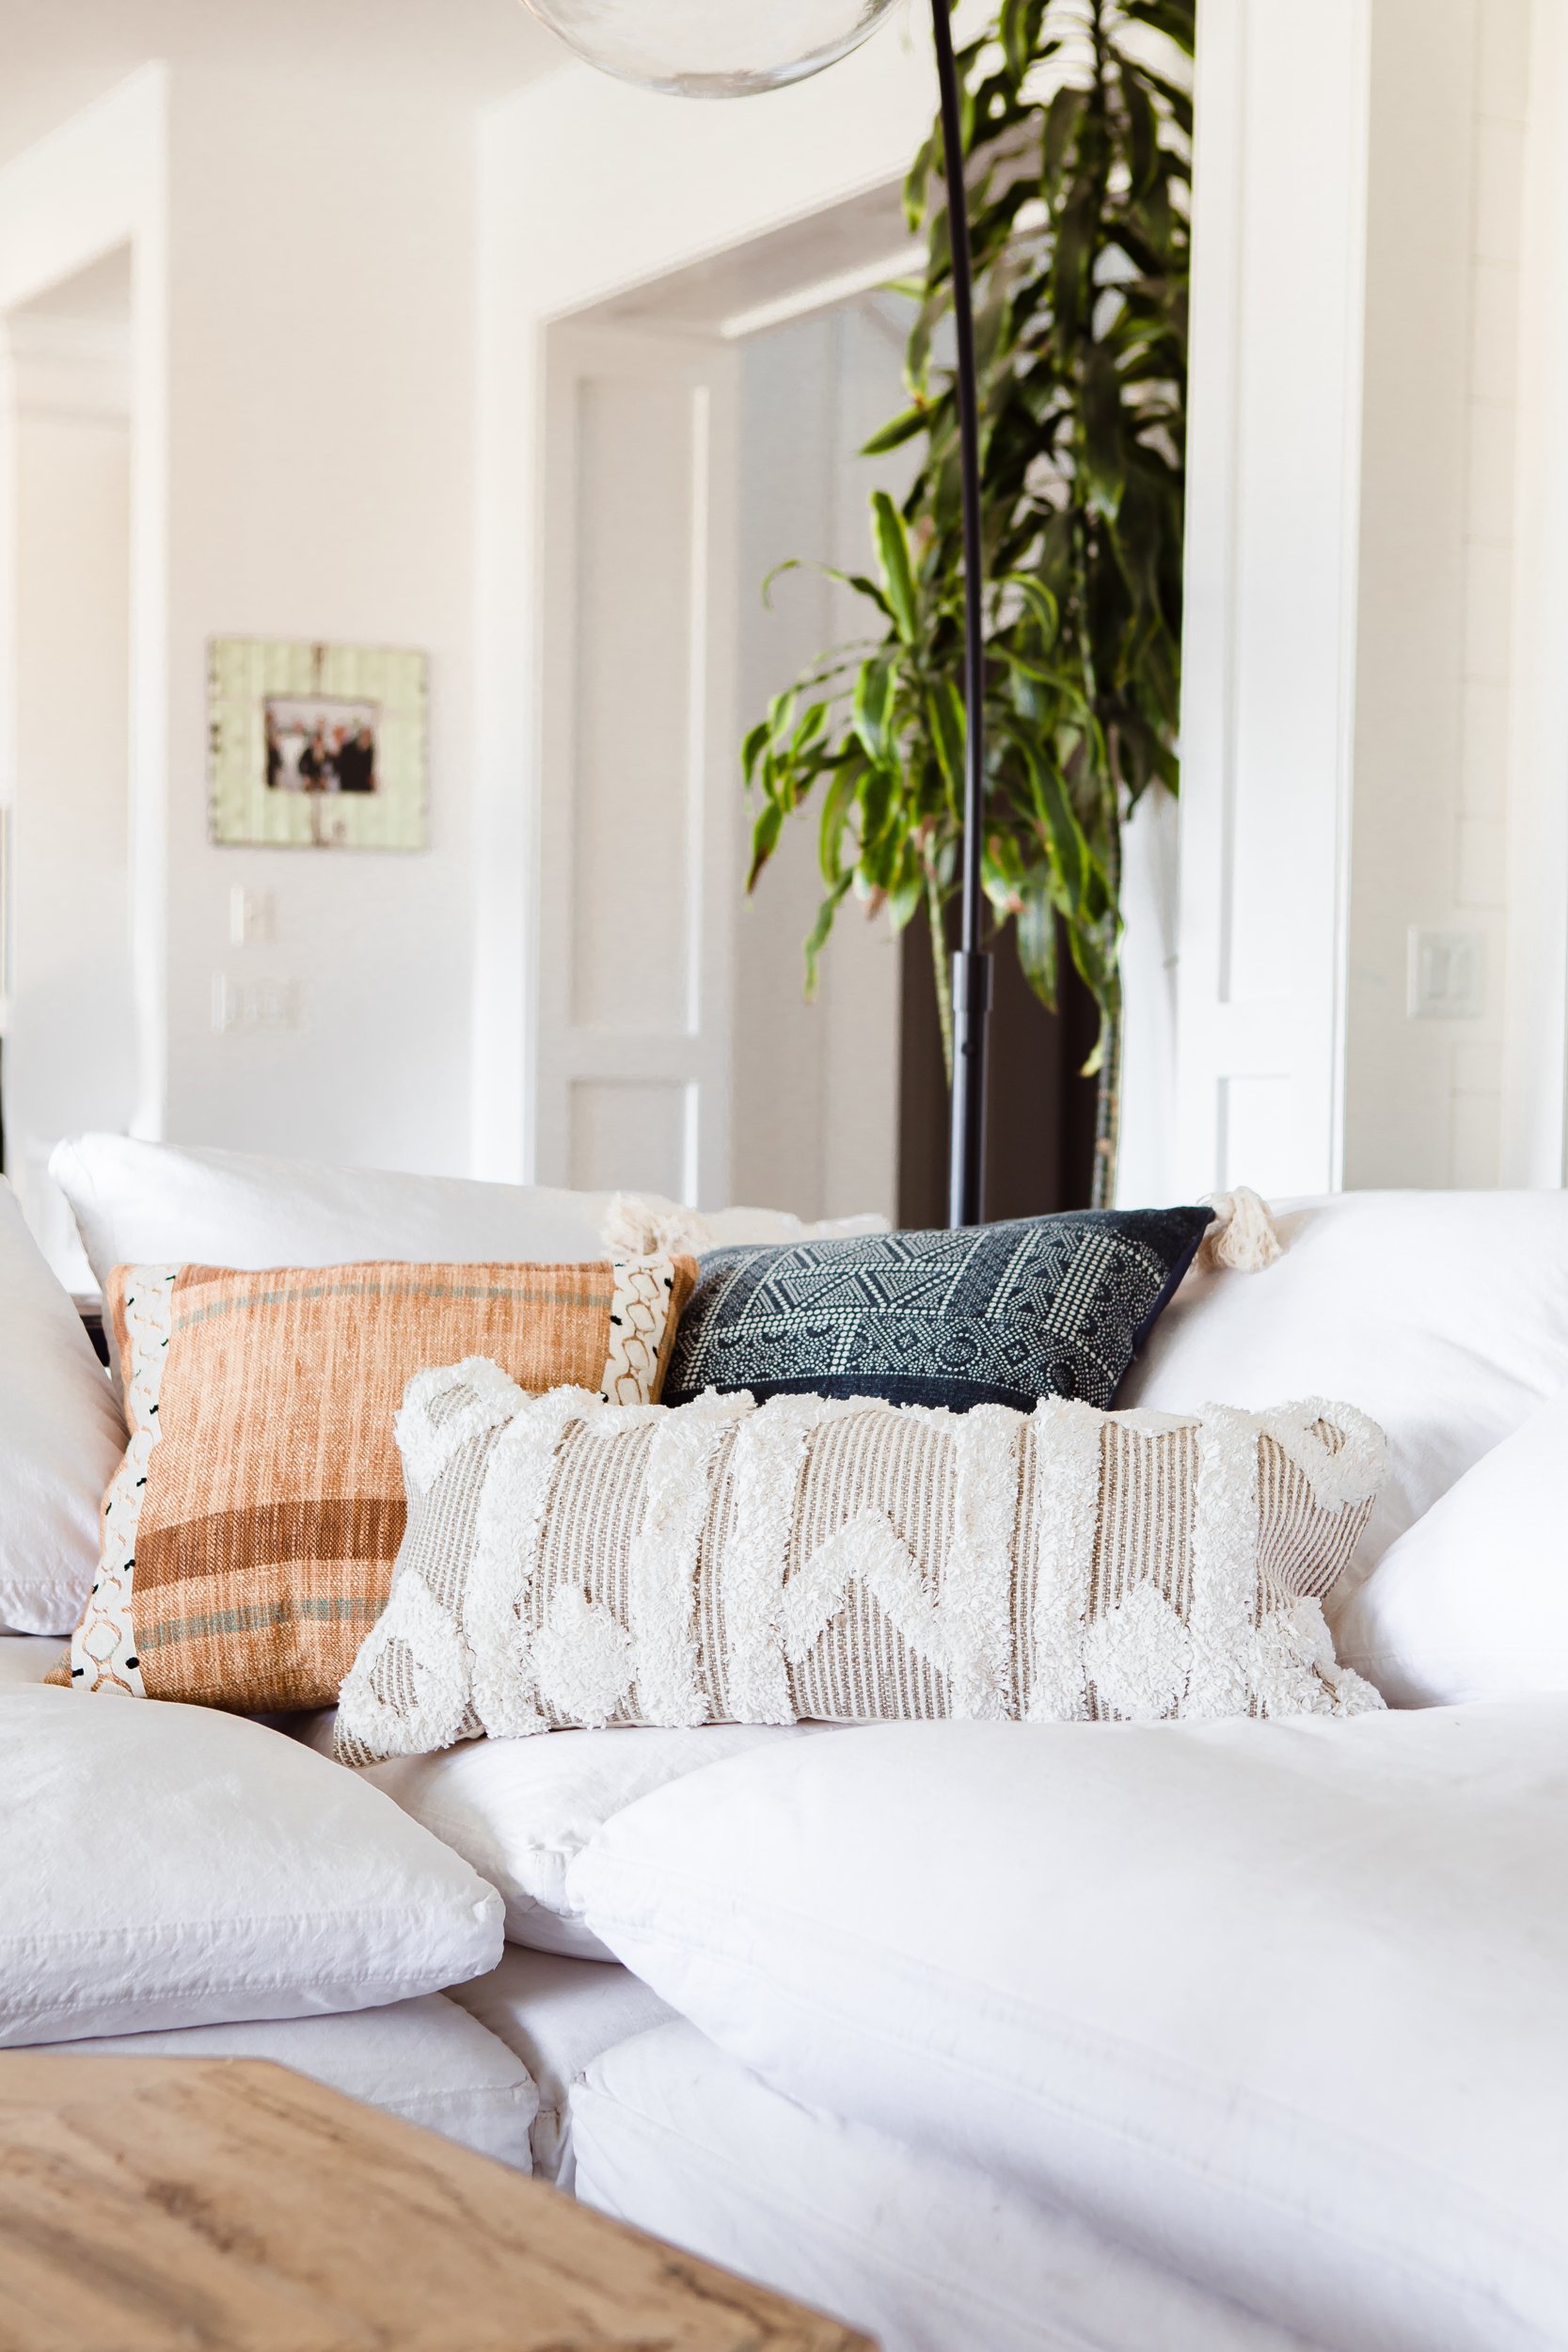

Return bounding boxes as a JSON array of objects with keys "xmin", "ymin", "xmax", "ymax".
[
  {"xmin": 212, "ymin": 974, "xmax": 302, "ymax": 1034},
  {"xmin": 1407, "ymin": 928, "xmax": 1485, "ymax": 1020},
  {"xmin": 229, "ymin": 886, "xmax": 277, "ymax": 947}
]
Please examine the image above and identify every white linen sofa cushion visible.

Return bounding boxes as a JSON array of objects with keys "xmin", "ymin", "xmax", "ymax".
[
  {"xmin": 50, "ymin": 1134, "xmax": 886, "ymax": 1295},
  {"xmin": 575, "ymin": 2022, "xmax": 1323, "ymax": 2352},
  {"xmin": 1, "ymin": 1688, "xmax": 503, "ymax": 2044},
  {"xmin": 294, "ymin": 1708, "xmax": 822, "ymax": 1960},
  {"xmin": 50, "ymin": 1134, "xmax": 612, "ymax": 1289},
  {"xmin": 450, "ymin": 1946, "xmax": 673, "ymax": 2185},
  {"xmin": 572, "ymin": 1708, "xmax": 1568, "ymax": 2352},
  {"xmin": 26, "ymin": 1994, "xmax": 539, "ymax": 2171},
  {"xmin": 0, "ymin": 1634, "xmax": 68, "ymax": 1688},
  {"xmin": 1119, "ymin": 1189, "xmax": 1568, "ymax": 1591},
  {"xmin": 0, "ymin": 1184, "xmax": 126, "ymax": 1637},
  {"xmin": 1335, "ymin": 1384, "xmax": 1568, "ymax": 1706}
]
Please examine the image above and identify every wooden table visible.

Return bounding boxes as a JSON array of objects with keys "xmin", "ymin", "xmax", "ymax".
[{"xmin": 0, "ymin": 2054, "xmax": 875, "ymax": 2350}]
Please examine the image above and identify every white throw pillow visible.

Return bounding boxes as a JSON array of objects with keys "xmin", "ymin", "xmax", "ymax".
[
  {"xmin": 1335, "ymin": 1385, "xmax": 1568, "ymax": 1706},
  {"xmin": 26, "ymin": 1995, "xmax": 539, "ymax": 2171},
  {"xmin": 1121, "ymin": 1188, "xmax": 1568, "ymax": 1592},
  {"xmin": 293, "ymin": 1708, "xmax": 822, "ymax": 1960},
  {"xmin": 50, "ymin": 1134, "xmax": 611, "ymax": 1291},
  {"xmin": 0, "ymin": 1688, "xmax": 503, "ymax": 2044},
  {"xmin": 0, "ymin": 1184, "xmax": 126, "ymax": 1636},
  {"xmin": 50, "ymin": 1134, "xmax": 887, "ymax": 1295},
  {"xmin": 572, "ymin": 1706, "xmax": 1568, "ymax": 2352}
]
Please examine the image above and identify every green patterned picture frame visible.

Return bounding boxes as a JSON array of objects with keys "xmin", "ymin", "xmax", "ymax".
[{"xmin": 207, "ymin": 638, "xmax": 427, "ymax": 850}]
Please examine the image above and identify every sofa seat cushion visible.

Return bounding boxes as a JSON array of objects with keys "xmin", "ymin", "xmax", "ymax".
[
  {"xmin": 294, "ymin": 1707, "xmax": 824, "ymax": 1960},
  {"xmin": 575, "ymin": 2021, "xmax": 1325, "ymax": 2352},
  {"xmin": 0, "ymin": 1688, "xmax": 502, "ymax": 2044},
  {"xmin": 24, "ymin": 1995, "xmax": 539, "ymax": 2171},
  {"xmin": 450, "ymin": 1946, "xmax": 673, "ymax": 2185},
  {"xmin": 572, "ymin": 1708, "xmax": 1568, "ymax": 2352}
]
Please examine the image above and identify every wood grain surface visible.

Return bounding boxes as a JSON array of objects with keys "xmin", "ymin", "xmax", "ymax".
[{"xmin": 0, "ymin": 2054, "xmax": 875, "ymax": 2351}]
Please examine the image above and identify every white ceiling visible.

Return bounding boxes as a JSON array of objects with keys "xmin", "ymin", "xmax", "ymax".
[{"xmin": 0, "ymin": 0, "xmax": 560, "ymax": 170}]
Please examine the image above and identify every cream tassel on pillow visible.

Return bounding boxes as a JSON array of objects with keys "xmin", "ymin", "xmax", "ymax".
[
  {"xmin": 601, "ymin": 1192, "xmax": 706, "ymax": 1259},
  {"xmin": 1197, "ymin": 1187, "xmax": 1285, "ymax": 1274}
]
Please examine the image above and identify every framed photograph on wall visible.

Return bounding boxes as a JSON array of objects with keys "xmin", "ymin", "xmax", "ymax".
[{"xmin": 208, "ymin": 638, "xmax": 427, "ymax": 850}]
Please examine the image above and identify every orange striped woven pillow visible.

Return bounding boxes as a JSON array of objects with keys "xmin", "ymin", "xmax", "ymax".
[{"xmin": 53, "ymin": 1255, "xmax": 692, "ymax": 1713}]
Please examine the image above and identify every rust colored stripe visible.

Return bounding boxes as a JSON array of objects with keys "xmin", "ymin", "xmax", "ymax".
[{"xmin": 135, "ymin": 1496, "xmax": 406, "ymax": 1590}]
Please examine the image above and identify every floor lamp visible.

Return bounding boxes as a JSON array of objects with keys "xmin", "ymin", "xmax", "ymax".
[{"xmin": 519, "ymin": 0, "xmax": 993, "ymax": 1230}]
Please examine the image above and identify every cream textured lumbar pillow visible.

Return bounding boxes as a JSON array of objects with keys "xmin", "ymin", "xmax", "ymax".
[{"xmin": 336, "ymin": 1372, "xmax": 1386, "ymax": 1761}]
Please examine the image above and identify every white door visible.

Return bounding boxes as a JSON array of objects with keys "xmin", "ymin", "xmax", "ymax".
[{"xmin": 534, "ymin": 321, "xmax": 739, "ymax": 1206}]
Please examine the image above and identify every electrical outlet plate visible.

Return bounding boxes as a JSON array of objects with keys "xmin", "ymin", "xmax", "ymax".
[
  {"xmin": 1407, "ymin": 928, "xmax": 1485, "ymax": 1020},
  {"xmin": 212, "ymin": 974, "xmax": 301, "ymax": 1034}
]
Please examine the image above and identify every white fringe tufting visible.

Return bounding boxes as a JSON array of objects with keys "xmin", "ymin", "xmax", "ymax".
[
  {"xmin": 1197, "ymin": 1186, "xmax": 1285, "ymax": 1273},
  {"xmin": 601, "ymin": 1194, "xmax": 707, "ymax": 1260}
]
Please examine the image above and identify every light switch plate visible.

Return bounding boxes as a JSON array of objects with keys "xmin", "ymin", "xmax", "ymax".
[
  {"xmin": 230, "ymin": 886, "xmax": 277, "ymax": 947},
  {"xmin": 1407, "ymin": 928, "xmax": 1485, "ymax": 1020}
]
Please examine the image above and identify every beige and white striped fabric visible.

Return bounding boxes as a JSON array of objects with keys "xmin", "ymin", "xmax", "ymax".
[{"xmin": 336, "ymin": 1370, "xmax": 1387, "ymax": 1761}]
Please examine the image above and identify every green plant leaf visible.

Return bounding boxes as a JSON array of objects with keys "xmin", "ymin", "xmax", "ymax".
[
  {"xmin": 924, "ymin": 686, "xmax": 963, "ymax": 818},
  {"xmin": 903, "ymin": 132, "xmax": 935, "ymax": 231},
  {"xmin": 1015, "ymin": 883, "xmax": 1058, "ymax": 1008},
  {"xmin": 861, "ymin": 405, "xmax": 930, "ymax": 458},
  {"xmin": 741, "ymin": 718, "xmax": 770, "ymax": 787},
  {"xmin": 852, "ymin": 658, "xmax": 895, "ymax": 765},
  {"xmin": 747, "ymin": 799, "xmax": 783, "ymax": 891},
  {"xmin": 871, "ymin": 490, "xmax": 920, "ymax": 646},
  {"xmin": 803, "ymin": 875, "xmax": 853, "ymax": 999},
  {"xmin": 791, "ymin": 701, "xmax": 828, "ymax": 756}
]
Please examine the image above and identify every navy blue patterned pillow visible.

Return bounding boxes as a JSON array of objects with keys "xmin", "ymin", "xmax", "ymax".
[{"xmin": 662, "ymin": 1207, "xmax": 1213, "ymax": 1415}]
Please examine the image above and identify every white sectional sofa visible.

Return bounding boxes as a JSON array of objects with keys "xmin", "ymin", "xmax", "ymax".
[{"xmin": 4, "ymin": 1139, "xmax": 1566, "ymax": 2349}]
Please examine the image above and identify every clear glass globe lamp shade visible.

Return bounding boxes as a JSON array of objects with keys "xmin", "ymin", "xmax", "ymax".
[{"xmin": 516, "ymin": 0, "xmax": 902, "ymax": 99}]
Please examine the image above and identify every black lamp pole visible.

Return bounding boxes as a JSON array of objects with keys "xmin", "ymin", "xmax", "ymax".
[{"xmin": 929, "ymin": 0, "xmax": 991, "ymax": 1230}]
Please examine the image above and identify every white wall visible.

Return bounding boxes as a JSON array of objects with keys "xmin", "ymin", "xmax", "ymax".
[
  {"xmin": 0, "ymin": 61, "xmax": 483, "ymax": 1245},
  {"xmin": 1342, "ymin": 0, "xmax": 1530, "ymax": 1187},
  {"xmin": 0, "ymin": 72, "xmax": 168, "ymax": 1219},
  {"xmin": 4, "ymin": 293, "xmax": 135, "ymax": 1280},
  {"xmin": 732, "ymin": 298, "xmax": 908, "ymax": 1223},
  {"xmin": 156, "ymin": 64, "xmax": 477, "ymax": 1172},
  {"xmin": 1503, "ymin": 0, "xmax": 1568, "ymax": 1184},
  {"xmin": 1178, "ymin": 0, "xmax": 1546, "ymax": 1201}
]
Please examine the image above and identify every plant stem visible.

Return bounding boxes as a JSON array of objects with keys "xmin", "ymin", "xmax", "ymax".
[
  {"xmin": 1091, "ymin": 1010, "xmax": 1121, "ymax": 1207},
  {"xmin": 927, "ymin": 866, "xmax": 955, "ymax": 1089},
  {"xmin": 1091, "ymin": 811, "xmax": 1121, "ymax": 1206}
]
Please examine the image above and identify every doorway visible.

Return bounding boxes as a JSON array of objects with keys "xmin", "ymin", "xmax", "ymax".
[
  {"xmin": 1, "ymin": 246, "xmax": 135, "ymax": 1285},
  {"xmin": 537, "ymin": 184, "xmax": 1097, "ymax": 1225}
]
